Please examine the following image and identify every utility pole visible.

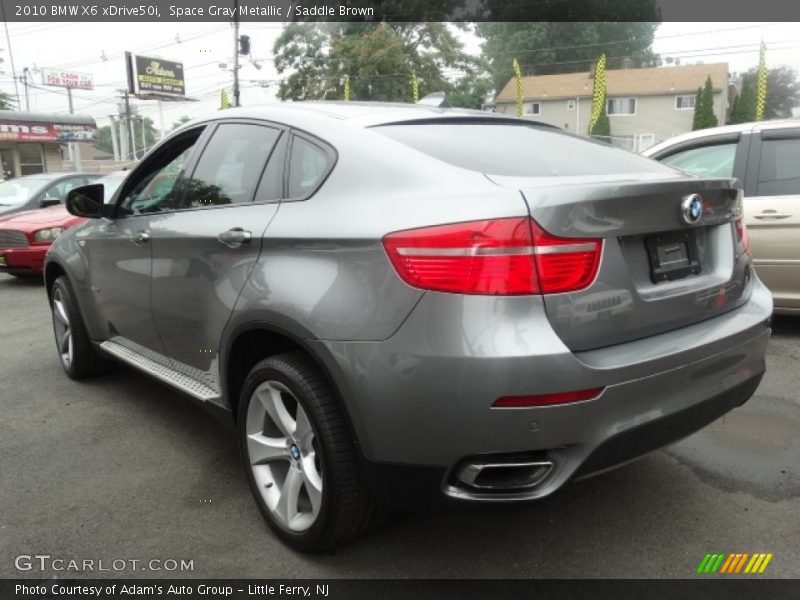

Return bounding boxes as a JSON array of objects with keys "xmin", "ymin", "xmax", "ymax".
[
  {"xmin": 20, "ymin": 67, "xmax": 31, "ymax": 111},
  {"xmin": 233, "ymin": 0, "xmax": 240, "ymax": 107},
  {"xmin": 123, "ymin": 89, "xmax": 137, "ymax": 161},
  {"xmin": 66, "ymin": 87, "xmax": 83, "ymax": 171},
  {"xmin": 109, "ymin": 116, "xmax": 120, "ymax": 162},
  {"xmin": 2, "ymin": 19, "xmax": 21, "ymax": 108}
]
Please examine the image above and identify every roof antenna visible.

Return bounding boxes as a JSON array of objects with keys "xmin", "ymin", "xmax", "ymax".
[{"xmin": 417, "ymin": 92, "xmax": 450, "ymax": 108}]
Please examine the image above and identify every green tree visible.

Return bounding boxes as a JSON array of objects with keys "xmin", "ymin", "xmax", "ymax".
[
  {"xmin": 273, "ymin": 22, "xmax": 477, "ymax": 102},
  {"xmin": 729, "ymin": 78, "xmax": 756, "ymax": 124},
  {"xmin": 476, "ymin": 21, "xmax": 661, "ymax": 94},
  {"xmin": 691, "ymin": 87, "xmax": 703, "ymax": 130},
  {"xmin": 447, "ymin": 71, "xmax": 494, "ymax": 109},
  {"xmin": 693, "ymin": 76, "xmax": 718, "ymax": 130},
  {"xmin": 171, "ymin": 115, "xmax": 192, "ymax": 130},
  {"xmin": 591, "ymin": 109, "xmax": 611, "ymax": 139},
  {"xmin": 93, "ymin": 125, "xmax": 114, "ymax": 155},
  {"xmin": 0, "ymin": 91, "xmax": 16, "ymax": 110},
  {"xmin": 740, "ymin": 65, "xmax": 800, "ymax": 120}
]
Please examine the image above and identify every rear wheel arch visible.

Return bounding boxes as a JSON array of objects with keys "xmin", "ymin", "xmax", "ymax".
[{"xmin": 224, "ymin": 324, "xmax": 361, "ymax": 446}]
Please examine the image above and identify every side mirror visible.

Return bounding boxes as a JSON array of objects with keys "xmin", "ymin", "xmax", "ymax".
[
  {"xmin": 39, "ymin": 195, "xmax": 61, "ymax": 208},
  {"xmin": 66, "ymin": 184, "xmax": 105, "ymax": 218}
]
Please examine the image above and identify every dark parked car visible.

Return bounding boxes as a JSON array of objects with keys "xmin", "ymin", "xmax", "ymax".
[
  {"xmin": 45, "ymin": 103, "xmax": 771, "ymax": 551},
  {"xmin": 0, "ymin": 172, "xmax": 98, "ymax": 217}
]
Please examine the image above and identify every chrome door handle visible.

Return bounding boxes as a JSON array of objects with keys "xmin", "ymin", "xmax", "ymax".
[
  {"xmin": 134, "ymin": 230, "xmax": 149, "ymax": 244},
  {"xmin": 217, "ymin": 227, "xmax": 251, "ymax": 248},
  {"xmin": 753, "ymin": 213, "xmax": 791, "ymax": 220}
]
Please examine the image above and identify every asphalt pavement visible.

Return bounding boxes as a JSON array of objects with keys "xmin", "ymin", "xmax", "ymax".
[{"xmin": 1, "ymin": 273, "xmax": 798, "ymax": 578}]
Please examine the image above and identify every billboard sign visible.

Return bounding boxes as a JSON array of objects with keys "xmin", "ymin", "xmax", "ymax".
[
  {"xmin": 127, "ymin": 53, "xmax": 185, "ymax": 99},
  {"xmin": 41, "ymin": 68, "xmax": 94, "ymax": 90},
  {"xmin": 0, "ymin": 119, "xmax": 96, "ymax": 143}
]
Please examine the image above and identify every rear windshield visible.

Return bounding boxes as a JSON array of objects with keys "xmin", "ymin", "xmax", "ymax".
[{"xmin": 374, "ymin": 122, "xmax": 671, "ymax": 177}]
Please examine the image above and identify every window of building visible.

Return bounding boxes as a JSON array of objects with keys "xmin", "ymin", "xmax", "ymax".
[
  {"xmin": 675, "ymin": 95, "xmax": 696, "ymax": 110},
  {"xmin": 607, "ymin": 97, "xmax": 637, "ymax": 116},
  {"xmin": 17, "ymin": 143, "xmax": 45, "ymax": 175},
  {"xmin": 523, "ymin": 102, "xmax": 541, "ymax": 116}
]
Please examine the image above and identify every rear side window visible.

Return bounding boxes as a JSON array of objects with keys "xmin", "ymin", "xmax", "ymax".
[
  {"xmin": 757, "ymin": 138, "xmax": 800, "ymax": 196},
  {"xmin": 287, "ymin": 136, "xmax": 333, "ymax": 199},
  {"xmin": 374, "ymin": 123, "xmax": 672, "ymax": 177},
  {"xmin": 660, "ymin": 143, "xmax": 737, "ymax": 178}
]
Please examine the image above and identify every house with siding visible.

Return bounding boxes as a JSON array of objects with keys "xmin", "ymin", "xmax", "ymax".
[{"xmin": 493, "ymin": 63, "xmax": 729, "ymax": 152}]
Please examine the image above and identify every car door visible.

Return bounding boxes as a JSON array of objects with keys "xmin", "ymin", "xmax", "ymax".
[
  {"xmin": 148, "ymin": 121, "xmax": 285, "ymax": 397},
  {"xmin": 82, "ymin": 126, "xmax": 207, "ymax": 358},
  {"xmin": 742, "ymin": 128, "xmax": 800, "ymax": 310}
]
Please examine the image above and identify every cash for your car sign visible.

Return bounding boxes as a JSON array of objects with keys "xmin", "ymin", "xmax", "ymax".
[
  {"xmin": 126, "ymin": 52, "xmax": 186, "ymax": 99},
  {"xmin": 41, "ymin": 68, "xmax": 94, "ymax": 90}
]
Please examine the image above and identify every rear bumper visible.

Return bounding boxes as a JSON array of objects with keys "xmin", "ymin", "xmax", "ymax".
[
  {"xmin": 314, "ymin": 277, "xmax": 772, "ymax": 504},
  {"xmin": 0, "ymin": 245, "xmax": 46, "ymax": 275},
  {"xmin": 360, "ymin": 373, "xmax": 763, "ymax": 509}
]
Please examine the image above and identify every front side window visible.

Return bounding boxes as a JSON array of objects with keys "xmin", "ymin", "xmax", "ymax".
[
  {"xmin": 756, "ymin": 138, "xmax": 800, "ymax": 196},
  {"xmin": 44, "ymin": 176, "xmax": 88, "ymax": 202},
  {"xmin": 120, "ymin": 129, "xmax": 203, "ymax": 215},
  {"xmin": 660, "ymin": 143, "xmax": 737, "ymax": 178},
  {"xmin": 184, "ymin": 123, "xmax": 281, "ymax": 208},
  {"xmin": 607, "ymin": 97, "xmax": 636, "ymax": 116}
]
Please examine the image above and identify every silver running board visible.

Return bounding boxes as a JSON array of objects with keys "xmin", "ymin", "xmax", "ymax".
[{"xmin": 100, "ymin": 340, "xmax": 220, "ymax": 402}]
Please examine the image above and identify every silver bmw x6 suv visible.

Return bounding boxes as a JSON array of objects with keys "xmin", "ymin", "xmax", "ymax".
[{"xmin": 45, "ymin": 103, "xmax": 771, "ymax": 551}]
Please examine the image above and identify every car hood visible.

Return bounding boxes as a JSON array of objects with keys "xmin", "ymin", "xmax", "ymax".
[{"xmin": 0, "ymin": 205, "xmax": 83, "ymax": 231}]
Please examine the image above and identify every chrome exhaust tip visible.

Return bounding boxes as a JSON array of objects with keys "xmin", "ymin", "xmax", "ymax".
[{"xmin": 456, "ymin": 460, "xmax": 554, "ymax": 491}]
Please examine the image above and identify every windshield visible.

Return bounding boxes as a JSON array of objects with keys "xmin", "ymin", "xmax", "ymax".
[
  {"xmin": 374, "ymin": 122, "xmax": 673, "ymax": 177},
  {"xmin": 0, "ymin": 179, "xmax": 48, "ymax": 205}
]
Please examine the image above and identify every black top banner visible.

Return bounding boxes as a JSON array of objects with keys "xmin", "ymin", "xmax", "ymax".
[{"xmin": 0, "ymin": 0, "xmax": 798, "ymax": 22}]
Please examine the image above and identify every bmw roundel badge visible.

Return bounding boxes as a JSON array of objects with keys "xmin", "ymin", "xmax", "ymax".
[{"xmin": 681, "ymin": 194, "xmax": 703, "ymax": 225}]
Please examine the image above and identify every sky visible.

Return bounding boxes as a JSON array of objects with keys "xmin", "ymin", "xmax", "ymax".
[{"xmin": 0, "ymin": 21, "xmax": 798, "ymax": 135}]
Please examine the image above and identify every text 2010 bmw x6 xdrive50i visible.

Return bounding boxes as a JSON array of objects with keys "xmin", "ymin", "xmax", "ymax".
[{"xmin": 46, "ymin": 103, "xmax": 771, "ymax": 551}]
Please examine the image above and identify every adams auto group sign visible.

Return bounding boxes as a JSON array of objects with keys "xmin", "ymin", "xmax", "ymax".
[
  {"xmin": 127, "ymin": 53, "xmax": 186, "ymax": 99},
  {"xmin": 41, "ymin": 68, "xmax": 94, "ymax": 90}
]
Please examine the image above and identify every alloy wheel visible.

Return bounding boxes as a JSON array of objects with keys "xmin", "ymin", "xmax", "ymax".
[
  {"xmin": 52, "ymin": 288, "xmax": 73, "ymax": 369},
  {"xmin": 245, "ymin": 380, "xmax": 323, "ymax": 532}
]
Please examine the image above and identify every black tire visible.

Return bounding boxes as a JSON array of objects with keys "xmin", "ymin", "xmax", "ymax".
[
  {"xmin": 238, "ymin": 351, "xmax": 386, "ymax": 551},
  {"xmin": 50, "ymin": 276, "xmax": 112, "ymax": 379}
]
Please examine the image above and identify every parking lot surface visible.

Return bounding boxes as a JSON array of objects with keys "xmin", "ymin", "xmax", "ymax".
[{"xmin": 1, "ymin": 273, "xmax": 798, "ymax": 578}]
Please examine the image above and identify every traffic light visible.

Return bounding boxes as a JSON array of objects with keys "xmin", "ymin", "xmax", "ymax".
[{"xmin": 238, "ymin": 35, "xmax": 251, "ymax": 56}]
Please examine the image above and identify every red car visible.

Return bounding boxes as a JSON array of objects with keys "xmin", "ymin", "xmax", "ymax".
[{"xmin": 0, "ymin": 171, "xmax": 127, "ymax": 277}]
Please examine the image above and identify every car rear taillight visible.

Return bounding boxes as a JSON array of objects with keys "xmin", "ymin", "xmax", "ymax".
[
  {"xmin": 383, "ymin": 217, "xmax": 602, "ymax": 295},
  {"xmin": 529, "ymin": 221, "xmax": 602, "ymax": 294},
  {"xmin": 734, "ymin": 218, "xmax": 751, "ymax": 255}
]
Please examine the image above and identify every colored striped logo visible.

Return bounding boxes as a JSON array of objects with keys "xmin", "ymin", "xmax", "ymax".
[{"xmin": 697, "ymin": 553, "xmax": 773, "ymax": 574}]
